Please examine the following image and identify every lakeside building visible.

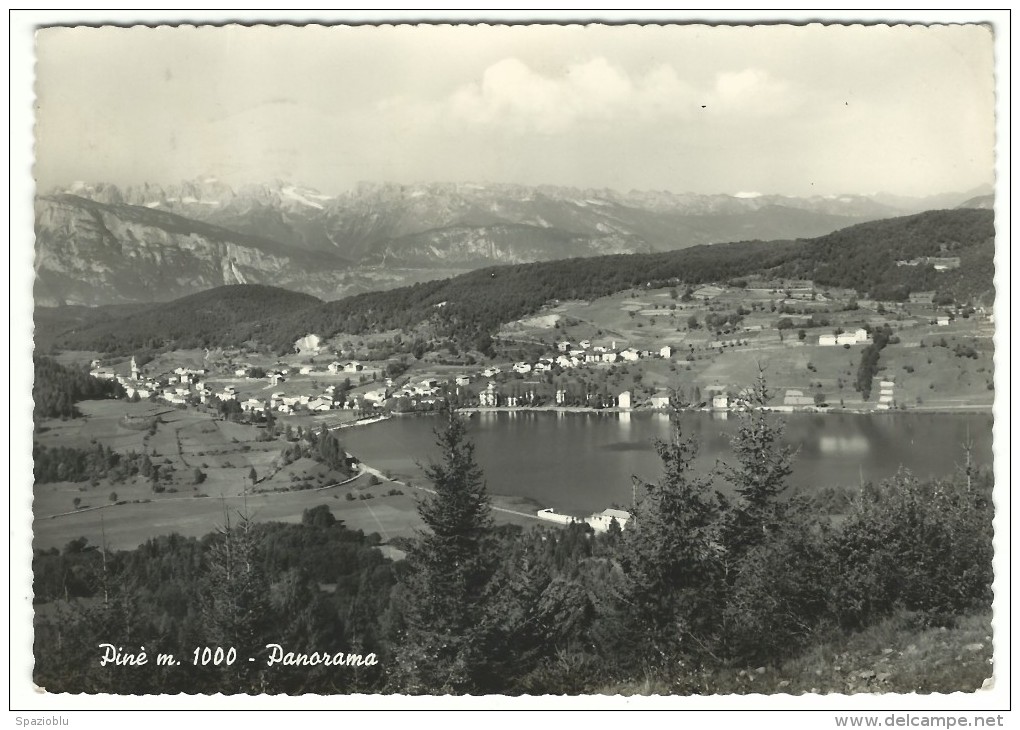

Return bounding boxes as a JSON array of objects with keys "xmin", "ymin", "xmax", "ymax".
[
  {"xmin": 536, "ymin": 508, "xmax": 580, "ymax": 526},
  {"xmin": 618, "ymin": 391, "xmax": 632, "ymax": 410},
  {"xmin": 649, "ymin": 393, "xmax": 671, "ymax": 409},
  {"xmin": 479, "ymin": 383, "xmax": 499, "ymax": 406},
  {"xmin": 586, "ymin": 508, "xmax": 632, "ymax": 533},
  {"xmin": 537, "ymin": 507, "xmax": 632, "ymax": 533}
]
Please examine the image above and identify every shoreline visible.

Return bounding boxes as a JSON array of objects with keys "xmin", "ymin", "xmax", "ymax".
[{"xmin": 453, "ymin": 404, "xmax": 994, "ymax": 417}]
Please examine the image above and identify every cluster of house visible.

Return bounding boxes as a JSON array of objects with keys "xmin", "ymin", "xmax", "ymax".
[
  {"xmin": 89, "ymin": 358, "xmax": 209, "ymax": 405},
  {"xmin": 229, "ymin": 361, "xmax": 366, "ymax": 388},
  {"xmin": 224, "ymin": 380, "xmax": 394, "ymax": 415},
  {"xmin": 818, "ymin": 328, "xmax": 871, "ymax": 347},
  {"xmin": 510, "ymin": 341, "xmax": 674, "ymax": 375},
  {"xmin": 536, "ymin": 507, "xmax": 633, "ymax": 533}
]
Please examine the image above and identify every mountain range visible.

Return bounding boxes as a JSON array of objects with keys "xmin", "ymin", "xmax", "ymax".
[
  {"xmin": 37, "ymin": 208, "xmax": 994, "ymax": 358},
  {"xmin": 33, "ymin": 178, "xmax": 993, "ymax": 306}
]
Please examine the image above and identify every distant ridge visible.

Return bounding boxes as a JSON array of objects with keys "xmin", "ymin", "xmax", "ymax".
[
  {"xmin": 956, "ymin": 194, "xmax": 994, "ymax": 210},
  {"xmin": 36, "ymin": 178, "xmax": 985, "ymax": 307},
  {"xmin": 38, "ymin": 208, "xmax": 993, "ymax": 358}
]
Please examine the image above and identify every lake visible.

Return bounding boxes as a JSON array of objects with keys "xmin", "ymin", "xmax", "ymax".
[{"xmin": 341, "ymin": 411, "xmax": 994, "ymax": 517}]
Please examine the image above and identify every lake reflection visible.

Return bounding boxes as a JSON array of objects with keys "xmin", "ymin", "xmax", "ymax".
[{"xmin": 341, "ymin": 411, "xmax": 993, "ymax": 517}]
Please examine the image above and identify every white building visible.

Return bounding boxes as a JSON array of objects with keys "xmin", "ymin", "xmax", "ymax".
[
  {"xmin": 712, "ymin": 394, "xmax": 729, "ymax": 410},
  {"xmin": 818, "ymin": 334, "xmax": 838, "ymax": 346},
  {"xmin": 660, "ymin": 346, "xmax": 673, "ymax": 359},
  {"xmin": 362, "ymin": 388, "xmax": 388, "ymax": 404},
  {"xmin": 618, "ymin": 390, "xmax": 632, "ymax": 410},
  {"xmin": 479, "ymin": 382, "xmax": 499, "ymax": 407},
  {"xmin": 649, "ymin": 394, "xmax": 671, "ymax": 409},
  {"xmin": 621, "ymin": 349, "xmax": 641, "ymax": 362},
  {"xmin": 536, "ymin": 508, "xmax": 580, "ymax": 526},
  {"xmin": 585, "ymin": 508, "xmax": 632, "ymax": 533}
]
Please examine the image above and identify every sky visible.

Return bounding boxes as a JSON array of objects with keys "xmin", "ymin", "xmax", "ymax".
[{"xmin": 34, "ymin": 22, "xmax": 996, "ymax": 198}]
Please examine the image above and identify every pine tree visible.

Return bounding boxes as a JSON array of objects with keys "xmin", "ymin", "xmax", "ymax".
[
  {"xmin": 393, "ymin": 406, "xmax": 497, "ymax": 693},
  {"xmin": 199, "ymin": 505, "xmax": 272, "ymax": 694},
  {"xmin": 613, "ymin": 396, "xmax": 727, "ymax": 671},
  {"xmin": 719, "ymin": 366, "xmax": 797, "ymax": 555}
]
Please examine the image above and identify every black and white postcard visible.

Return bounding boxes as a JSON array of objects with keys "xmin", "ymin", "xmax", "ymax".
[{"xmin": 11, "ymin": 10, "xmax": 1010, "ymax": 724}]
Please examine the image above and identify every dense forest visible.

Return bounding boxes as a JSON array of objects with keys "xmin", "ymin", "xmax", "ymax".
[
  {"xmin": 33, "ymin": 380, "xmax": 993, "ymax": 695},
  {"xmin": 36, "ymin": 209, "xmax": 993, "ymax": 358},
  {"xmin": 772, "ymin": 208, "xmax": 995, "ymax": 302},
  {"xmin": 34, "ymin": 284, "xmax": 321, "ymax": 355},
  {"xmin": 33, "ymin": 356, "xmax": 124, "ymax": 420},
  {"xmin": 34, "ymin": 442, "xmax": 156, "ymax": 486}
]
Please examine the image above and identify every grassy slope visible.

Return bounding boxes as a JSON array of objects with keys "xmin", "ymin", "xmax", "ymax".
[{"xmin": 600, "ymin": 611, "xmax": 993, "ymax": 696}]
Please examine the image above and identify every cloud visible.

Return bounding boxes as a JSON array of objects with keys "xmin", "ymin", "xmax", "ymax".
[
  {"xmin": 440, "ymin": 58, "xmax": 790, "ymax": 134},
  {"xmin": 710, "ymin": 68, "xmax": 792, "ymax": 115}
]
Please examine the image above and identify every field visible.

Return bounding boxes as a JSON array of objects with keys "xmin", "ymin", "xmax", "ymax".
[{"xmin": 32, "ymin": 398, "xmax": 543, "ymax": 552}]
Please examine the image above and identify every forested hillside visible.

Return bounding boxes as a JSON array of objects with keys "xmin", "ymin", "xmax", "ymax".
[
  {"xmin": 772, "ymin": 208, "xmax": 994, "ymax": 301},
  {"xmin": 33, "ymin": 356, "xmax": 124, "ymax": 420},
  {"xmin": 37, "ymin": 209, "xmax": 994, "ymax": 357},
  {"xmin": 37, "ymin": 285, "xmax": 321, "ymax": 354}
]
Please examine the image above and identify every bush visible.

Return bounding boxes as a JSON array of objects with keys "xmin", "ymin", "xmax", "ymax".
[
  {"xmin": 367, "ymin": 474, "xmax": 381, "ymax": 487},
  {"xmin": 723, "ymin": 511, "xmax": 834, "ymax": 661},
  {"xmin": 826, "ymin": 470, "xmax": 993, "ymax": 629}
]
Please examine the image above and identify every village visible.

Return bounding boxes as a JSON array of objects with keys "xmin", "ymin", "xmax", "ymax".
[{"xmin": 85, "ymin": 276, "xmax": 994, "ymax": 426}]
